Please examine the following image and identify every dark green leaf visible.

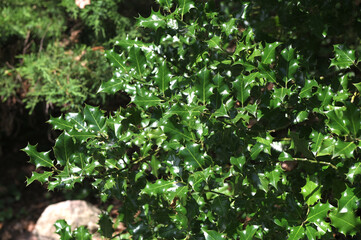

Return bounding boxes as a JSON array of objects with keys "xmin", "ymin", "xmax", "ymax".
[
  {"xmin": 329, "ymin": 212, "xmax": 361, "ymax": 236},
  {"xmin": 73, "ymin": 226, "xmax": 92, "ymax": 240},
  {"xmin": 299, "ymin": 79, "xmax": 318, "ymax": 99},
  {"xmin": 23, "ymin": 144, "xmax": 55, "ymax": 168},
  {"xmin": 48, "ymin": 116, "xmax": 72, "ymax": 131},
  {"xmin": 54, "ymin": 220, "xmax": 72, "ymax": 240},
  {"xmin": 330, "ymin": 45, "xmax": 356, "ymax": 69},
  {"xmin": 98, "ymin": 213, "xmax": 114, "ymax": 238},
  {"xmin": 179, "ymin": 144, "xmax": 205, "ymax": 171},
  {"xmin": 155, "ymin": 60, "xmax": 171, "ymax": 96},
  {"xmin": 288, "ymin": 225, "xmax": 305, "ymax": 240},
  {"xmin": 202, "ymin": 228, "xmax": 224, "ymax": 240},
  {"xmin": 290, "ymin": 132, "xmax": 315, "ymax": 160},
  {"xmin": 137, "ymin": 9, "xmax": 166, "ymax": 30},
  {"xmin": 332, "ymin": 140, "xmax": 356, "ymax": 159},
  {"xmin": 176, "ymin": 0, "xmax": 195, "ymax": 19},
  {"xmin": 261, "ymin": 42, "xmax": 281, "ymax": 64},
  {"xmin": 301, "ymin": 177, "xmax": 321, "ymax": 205},
  {"xmin": 129, "ymin": 46, "xmax": 147, "ymax": 79},
  {"xmin": 26, "ymin": 171, "xmax": 53, "ymax": 186},
  {"xmin": 195, "ymin": 67, "xmax": 214, "ymax": 104},
  {"xmin": 83, "ymin": 105, "xmax": 106, "ymax": 133}
]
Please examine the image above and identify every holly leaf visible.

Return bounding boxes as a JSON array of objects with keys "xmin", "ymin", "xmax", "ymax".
[
  {"xmin": 233, "ymin": 75, "xmax": 251, "ymax": 106},
  {"xmin": 129, "ymin": 46, "xmax": 147, "ymax": 79},
  {"xmin": 104, "ymin": 50, "xmax": 128, "ymax": 74},
  {"xmin": 202, "ymin": 228, "xmax": 224, "ymax": 240},
  {"xmin": 68, "ymin": 129, "xmax": 97, "ymax": 143},
  {"xmin": 301, "ymin": 177, "xmax": 322, "ymax": 205},
  {"xmin": 23, "ymin": 144, "xmax": 55, "ymax": 168},
  {"xmin": 281, "ymin": 45, "xmax": 295, "ymax": 62},
  {"xmin": 98, "ymin": 213, "xmax": 114, "ymax": 238},
  {"xmin": 288, "ymin": 225, "xmax": 305, "ymax": 240},
  {"xmin": 299, "ymin": 79, "xmax": 318, "ymax": 99},
  {"xmin": 26, "ymin": 171, "xmax": 53, "ymax": 186},
  {"xmin": 137, "ymin": 9, "xmax": 166, "ymax": 30},
  {"xmin": 290, "ymin": 132, "xmax": 315, "ymax": 160},
  {"xmin": 345, "ymin": 103, "xmax": 361, "ymax": 137},
  {"xmin": 133, "ymin": 94, "xmax": 162, "ymax": 108},
  {"xmin": 195, "ymin": 67, "xmax": 214, "ymax": 104},
  {"xmin": 54, "ymin": 133, "xmax": 76, "ymax": 167},
  {"xmin": 176, "ymin": 0, "xmax": 195, "ymax": 19},
  {"xmin": 261, "ymin": 42, "xmax": 281, "ymax": 64},
  {"xmin": 306, "ymin": 201, "xmax": 334, "ymax": 235},
  {"xmin": 330, "ymin": 44, "xmax": 356, "ymax": 69},
  {"xmin": 238, "ymin": 225, "xmax": 259, "ymax": 239},
  {"xmin": 155, "ymin": 60, "xmax": 171, "ymax": 96},
  {"xmin": 54, "ymin": 220, "xmax": 72, "ymax": 240},
  {"xmin": 332, "ymin": 140, "xmax": 356, "ymax": 159},
  {"xmin": 73, "ymin": 226, "xmax": 92, "ymax": 240},
  {"xmin": 326, "ymin": 109, "xmax": 350, "ymax": 136},
  {"xmin": 83, "ymin": 105, "xmax": 106, "ymax": 133},
  {"xmin": 179, "ymin": 144, "xmax": 206, "ymax": 171},
  {"xmin": 230, "ymin": 156, "xmax": 246, "ymax": 172},
  {"xmin": 347, "ymin": 162, "xmax": 361, "ymax": 184},
  {"xmin": 222, "ymin": 18, "xmax": 237, "ymax": 36},
  {"xmin": 48, "ymin": 116, "xmax": 72, "ymax": 131},
  {"xmin": 329, "ymin": 212, "xmax": 361, "ymax": 236},
  {"xmin": 207, "ymin": 35, "xmax": 223, "ymax": 50}
]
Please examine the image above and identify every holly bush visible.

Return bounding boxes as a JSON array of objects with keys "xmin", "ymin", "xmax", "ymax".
[{"xmin": 25, "ymin": 0, "xmax": 361, "ymax": 239}]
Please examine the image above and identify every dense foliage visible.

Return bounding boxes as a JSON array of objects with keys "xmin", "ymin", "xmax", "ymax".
[
  {"xmin": 0, "ymin": 0, "xmax": 140, "ymax": 112},
  {"xmin": 25, "ymin": 0, "xmax": 361, "ymax": 239}
]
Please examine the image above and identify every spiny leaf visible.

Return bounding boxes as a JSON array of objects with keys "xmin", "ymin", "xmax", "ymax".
[
  {"xmin": 261, "ymin": 42, "xmax": 281, "ymax": 64},
  {"xmin": 179, "ymin": 144, "xmax": 206, "ymax": 171},
  {"xmin": 301, "ymin": 177, "xmax": 322, "ymax": 205},
  {"xmin": 83, "ymin": 105, "xmax": 106, "ymax": 132},
  {"xmin": 326, "ymin": 109, "xmax": 350, "ymax": 136},
  {"xmin": 299, "ymin": 79, "xmax": 318, "ymax": 99},
  {"xmin": 155, "ymin": 60, "xmax": 171, "ymax": 96},
  {"xmin": 347, "ymin": 162, "xmax": 361, "ymax": 184},
  {"xmin": 332, "ymin": 140, "xmax": 356, "ymax": 159},
  {"xmin": 330, "ymin": 44, "xmax": 356, "ymax": 69},
  {"xmin": 129, "ymin": 46, "xmax": 147, "ymax": 79},
  {"xmin": 23, "ymin": 144, "xmax": 55, "ymax": 168},
  {"xmin": 48, "ymin": 116, "xmax": 72, "ymax": 131},
  {"xmin": 137, "ymin": 9, "xmax": 166, "ymax": 30},
  {"xmin": 176, "ymin": 0, "xmax": 195, "ymax": 19},
  {"xmin": 26, "ymin": 171, "xmax": 53, "ymax": 186},
  {"xmin": 202, "ymin": 228, "xmax": 224, "ymax": 240}
]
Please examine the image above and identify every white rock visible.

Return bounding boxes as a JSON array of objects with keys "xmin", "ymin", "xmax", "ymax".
[{"xmin": 33, "ymin": 200, "xmax": 101, "ymax": 240}]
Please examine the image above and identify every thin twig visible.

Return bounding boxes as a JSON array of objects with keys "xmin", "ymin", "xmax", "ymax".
[{"xmin": 293, "ymin": 157, "xmax": 337, "ymax": 169}]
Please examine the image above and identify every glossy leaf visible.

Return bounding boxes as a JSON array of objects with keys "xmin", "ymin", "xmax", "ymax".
[
  {"xmin": 301, "ymin": 177, "xmax": 321, "ymax": 205},
  {"xmin": 347, "ymin": 163, "xmax": 361, "ymax": 184},
  {"xmin": 155, "ymin": 60, "xmax": 171, "ymax": 96},
  {"xmin": 129, "ymin": 46, "xmax": 147, "ymax": 79},
  {"xmin": 137, "ymin": 9, "xmax": 166, "ymax": 30},
  {"xmin": 176, "ymin": 0, "xmax": 195, "ymax": 19},
  {"xmin": 202, "ymin": 228, "xmax": 224, "ymax": 240},
  {"xmin": 288, "ymin": 225, "xmax": 305, "ymax": 240},
  {"xmin": 73, "ymin": 226, "xmax": 92, "ymax": 240},
  {"xmin": 330, "ymin": 45, "xmax": 356, "ymax": 69},
  {"xmin": 261, "ymin": 42, "xmax": 281, "ymax": 64},
  {"xmin": 299, "ymin": 79, "xmax": 318, "ymax": 99},
  {"xmin": 326, "ymin": 109, "xmax": 350, "ymax": 136},
  {"xmin": 26, "ymin": 171, "xmax": 53, "ymax": 186},
  {"xmin": 332, "ymin": 140, "xmax": 356, "ymax": 159},
  {"xmin": 195, "ymin": 67, "xmax": 214, "ymax": 104},
  {"xmin": 23, "ymin": 144, "xmax": 55, "ymax": 168}
]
